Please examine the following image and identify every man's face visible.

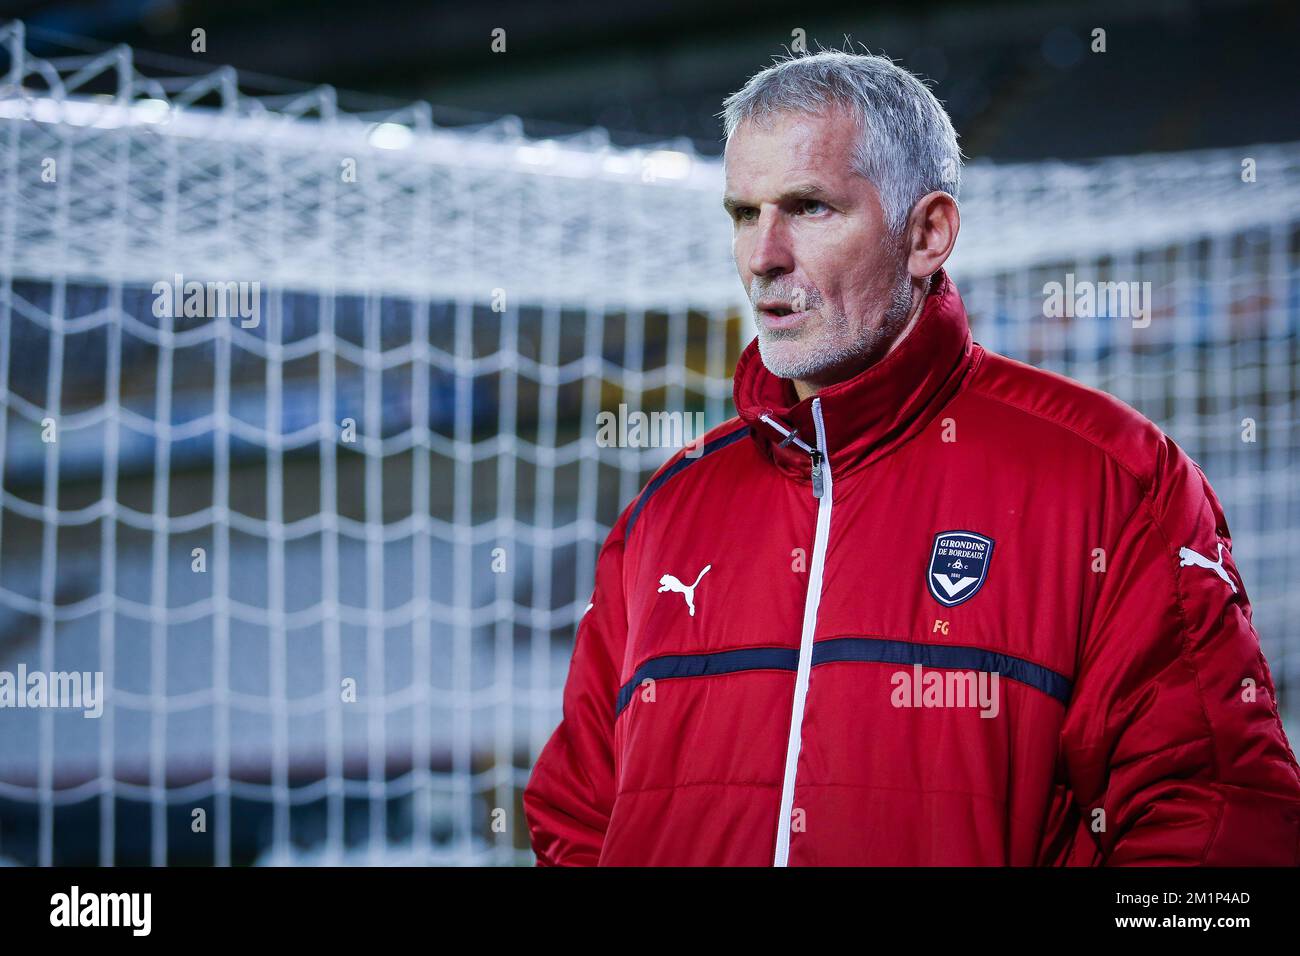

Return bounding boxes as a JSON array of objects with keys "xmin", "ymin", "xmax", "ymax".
[{"xmin": 723, "ymin": 107, "xmax": 914, "ymax": 390}]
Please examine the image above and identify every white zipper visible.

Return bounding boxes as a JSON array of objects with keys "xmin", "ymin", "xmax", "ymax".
[{"xmin": 772, "ymin": 396, "xmax": 832, "ymax": 866}]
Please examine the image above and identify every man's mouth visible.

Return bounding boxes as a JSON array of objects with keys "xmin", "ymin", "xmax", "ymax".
[{"xmin": 757, "ymin": 302, "xmax": 809, "ymax": 330}]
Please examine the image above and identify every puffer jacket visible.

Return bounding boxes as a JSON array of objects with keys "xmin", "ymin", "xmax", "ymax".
[{"xmin": 523, "ymin": 269, "xmax": 1300, "ymax": 865}]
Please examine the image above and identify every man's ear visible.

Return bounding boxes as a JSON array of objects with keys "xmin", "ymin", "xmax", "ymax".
[{"xmin": 905, "ymin": 192, "xmax": 960, "ymax": 279}]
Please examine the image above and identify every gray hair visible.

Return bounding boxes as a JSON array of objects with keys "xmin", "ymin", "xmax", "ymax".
[{"xmin": 720, "ymin": 49, "xmax": 962, "ymax": 236}]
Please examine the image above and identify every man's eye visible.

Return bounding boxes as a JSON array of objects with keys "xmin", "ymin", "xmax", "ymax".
[
  {"xmin": 798, "ymin": 199, "xmax": 828, "ymax": 215},
  {"xmin": 735, "ymin": 207, "xmax": 758, "ymax": 222}
]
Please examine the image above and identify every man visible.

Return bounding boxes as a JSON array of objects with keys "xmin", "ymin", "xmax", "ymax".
[{"xmin": 523, "ymin": 50, "xmax": 1300, "ymax": 865}]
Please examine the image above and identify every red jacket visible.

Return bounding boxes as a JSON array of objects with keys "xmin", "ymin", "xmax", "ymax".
[{"xmin": 523, "ymin": 269, "xmax": 1300, "ymax": 865}]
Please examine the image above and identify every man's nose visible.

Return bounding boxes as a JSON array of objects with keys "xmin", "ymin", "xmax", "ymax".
[{"xmin": 747, "ymin": 210, "xmax": 794, "ymax": 278}]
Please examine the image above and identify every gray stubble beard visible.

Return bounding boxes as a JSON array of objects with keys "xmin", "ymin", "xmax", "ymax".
[{"xmin": 755, "ymin": 262, "xmax": 917, "ymax": 385}]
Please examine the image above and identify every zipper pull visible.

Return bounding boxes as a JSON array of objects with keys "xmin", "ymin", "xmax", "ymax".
[{"xmin": 810, "ymin": 449, "xmax": 824, "ymax": 499}]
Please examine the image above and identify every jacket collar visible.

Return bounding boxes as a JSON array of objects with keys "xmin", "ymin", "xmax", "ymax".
[{"xmin": 733, "ymin": 268, "xmax": 979, "ymax": 483}]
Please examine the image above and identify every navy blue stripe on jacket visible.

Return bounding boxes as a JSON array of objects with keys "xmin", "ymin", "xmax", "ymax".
[{"xmin": 616, "ymin": 637, "xmax": 1071, "ymax": 715}]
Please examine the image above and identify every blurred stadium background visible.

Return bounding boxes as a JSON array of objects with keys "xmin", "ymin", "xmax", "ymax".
[{"xmin": 0, "ymin": 0, "xmax": 1297, "ymax": 865}]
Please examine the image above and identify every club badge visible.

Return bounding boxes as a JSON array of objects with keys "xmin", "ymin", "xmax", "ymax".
[{"xmin": 927, "ymin": 530, "xmax": 994, "ymax": 607}]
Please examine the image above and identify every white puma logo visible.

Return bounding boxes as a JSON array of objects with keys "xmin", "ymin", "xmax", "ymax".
[
  {"xmin": 1178, "ymin": 542, "xmax": 1237, "ymax": 594},
  {"xmin": 657, "ymin": 565, "xmax": 711, "ymax": 617}
]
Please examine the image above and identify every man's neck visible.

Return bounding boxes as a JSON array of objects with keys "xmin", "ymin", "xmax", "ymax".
[{"xmin": 791, "ymin": 286, "xmax": 927, "ymax": 402}]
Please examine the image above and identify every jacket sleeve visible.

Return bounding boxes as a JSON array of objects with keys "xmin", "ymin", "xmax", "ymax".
[
  {"xmin": 522, "ymin": 515, "xmax": 629, "ymax": 866},
  {"xmin": 1060, "ymin": 437, "xmax": 1300, "ymax": 865}
]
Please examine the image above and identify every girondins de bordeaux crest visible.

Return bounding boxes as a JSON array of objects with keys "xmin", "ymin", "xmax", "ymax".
[{"xmin": 927, "ymin": 530, "xmax": 994, "ymax": 607}]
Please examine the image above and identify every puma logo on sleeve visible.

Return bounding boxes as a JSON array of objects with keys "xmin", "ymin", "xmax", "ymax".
[{"xmin": 1178, "ymin": 542, "xmax": 1238, "ymax": 594}]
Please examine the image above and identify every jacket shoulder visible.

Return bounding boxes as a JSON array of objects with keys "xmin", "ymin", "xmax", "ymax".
[
  {"xmin": 619, "ymin": 416, "xmax": 752, "ymax": 541},
  {"xmin": 965, "ymin": 348, "xmax": 1180, "ymax": 500}
]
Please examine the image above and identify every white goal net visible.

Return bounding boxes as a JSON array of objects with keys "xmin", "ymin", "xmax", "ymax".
[{"xmin": 1, "ymin": 21, "xmax": 1297, "ymax": 866}]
